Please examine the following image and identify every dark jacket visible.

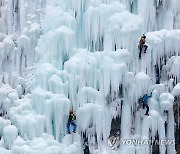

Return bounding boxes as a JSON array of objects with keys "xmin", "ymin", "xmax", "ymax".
[
  {"xmin": 68, "ymin": 114, "xmax": 76, "ymax": 122},
  {"xmin": 139, "ymin": 38, "xmax": 146, "ymax": 45}
]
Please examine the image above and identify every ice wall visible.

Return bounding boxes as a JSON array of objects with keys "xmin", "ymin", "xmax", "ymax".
[
  {"xmin": 0, "ymin": 0, "xmax": 43, "ymax": 79},
  {"xmin": 0, "ymin": 0, "xmax": 179, "ymax": 154}
]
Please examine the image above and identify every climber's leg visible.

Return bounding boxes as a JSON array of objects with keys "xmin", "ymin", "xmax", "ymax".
[
  {"xmin": 143, "ymin": 45, "xmax": 148, "ymax": 53},
  {"xmin": 71, "ymin": 122, "xmax": 77, "ymax": 133},
  {"xmin": 67, "ymin": 122, "xmax": 71, "ymax": 133},
  {"xmin": 142, "ymin": 103, "xmax": 145, "ymax": 109},
  {"xmin": 144, "ymin": 104, "xmax": 149, "ymax": 115},
  {"xmin": 139, "ymin": 45, "xmax": 143, "ymax": 59}
]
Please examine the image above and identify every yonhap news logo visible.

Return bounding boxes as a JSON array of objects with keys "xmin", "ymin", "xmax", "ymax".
[{"xmin": 121, "ymin": 139, "xmax": 176, "ymax": 145}]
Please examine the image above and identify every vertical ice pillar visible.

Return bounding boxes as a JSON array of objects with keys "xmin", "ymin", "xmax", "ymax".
[
  {"xmin": 12, "ymin": 0, "xmax": 20, "ymax": 33},
  {"xmin": 121, "ymin": 102, "xmax": 131, "ymax": 139},
  {"xmin": 158, "ymin": 118, "xmax": 166, "ymax": 154},
  {"xmin": 28, "ymin": 23, "xmax": 41, "ymax": 64},
  {"xmin": 140, "ymin": 116, "xmax": 151, "ymax": 154},
  {"xmin": 166, "ymin": 109, "xmax": 176, "ymax": 154},
  {"xmin": 37, "ymin": 26, "xmax": 75, "ymax": 70},
  {"xmin": 7, "ymin": 0, "xmax": 26, "ymax": 34},
  {"xmin": 16, "ymin": 35, "xmax": 30, "ymax": 73},
  {"xmin": 3, "ymin": 125, "xmax": 18, "ymax": 150},
  {"xmin": 53, "ymin": 96, "xmax": 70, "ymax": 141},
  {"xmin": 138, "ymin": 0, "xmax": 156, "ymax": 31},
  {"xmin": 19, "ymin": 0, "xmax": 25, "ymax": 32}
]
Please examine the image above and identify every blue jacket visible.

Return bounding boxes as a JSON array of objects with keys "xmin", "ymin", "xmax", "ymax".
[{"xmin": 142, "ymin": 94, "xmax": 152, "ymax": 104}]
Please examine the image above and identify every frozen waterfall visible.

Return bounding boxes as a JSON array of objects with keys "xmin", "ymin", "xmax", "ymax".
[{"xmin": 0, "ymin": 0, "xmax": 179, "ymax": 154}]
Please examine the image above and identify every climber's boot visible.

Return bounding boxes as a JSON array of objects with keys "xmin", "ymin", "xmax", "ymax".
[{"xmin": 145, "ymin": 113, "xmax": 149, "ymax": 116}]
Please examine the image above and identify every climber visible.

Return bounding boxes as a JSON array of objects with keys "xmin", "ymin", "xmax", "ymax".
[
  {"xmin": 138, "ymin": 34, "xmax": 148, "ymax": 59},
  {"xmin": 138, "ymin": 93, "xmax": 152, "ymax": 115},
  {"xmin": 67, "ymin": 110, "xmax": 76, "ymax": 134}
]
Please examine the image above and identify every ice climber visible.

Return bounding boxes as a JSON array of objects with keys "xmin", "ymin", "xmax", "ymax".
[
  {"xmin": 67, "ymin": 110, "xmax": 77, "ymax": 134},
  {"xmin": 138, "ymin": 34, "xmax": 148, "ymax": 59},
  {"xmin": 139, "ymin": 93, "xmax": 152, "ymax": 115}
]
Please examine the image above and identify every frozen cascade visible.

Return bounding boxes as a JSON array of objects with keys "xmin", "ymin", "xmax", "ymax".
[
  {"xmin": 0, "ymin": 0, "xmax": 179, "ymax": 154},
  {"xmin": 3, "ymin": 125, "xmax": 18, "ymax": 150}
]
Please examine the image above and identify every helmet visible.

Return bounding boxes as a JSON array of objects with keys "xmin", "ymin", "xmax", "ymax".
[
  {"xmin": 142, "ymin": 34, "xmax": 146, "ymax": 39},
  {"xmin": 69, "ymin": 110, "xmax": 73, "ymax": 114}
]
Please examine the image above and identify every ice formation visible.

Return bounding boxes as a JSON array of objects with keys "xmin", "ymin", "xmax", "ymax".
[{"xmin": 0, "ymin": 0, "xmax": 179, "ymax": 154}]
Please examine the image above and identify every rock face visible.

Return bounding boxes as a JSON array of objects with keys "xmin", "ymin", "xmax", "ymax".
[{"xmin": 174, "ymin": 97, "xmax": 180, "ymax": 154}]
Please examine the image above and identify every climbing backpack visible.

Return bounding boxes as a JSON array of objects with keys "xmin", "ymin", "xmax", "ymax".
[{"xmin": 72, "ymin": 114, "xmax": 76, "ymax": 121}]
